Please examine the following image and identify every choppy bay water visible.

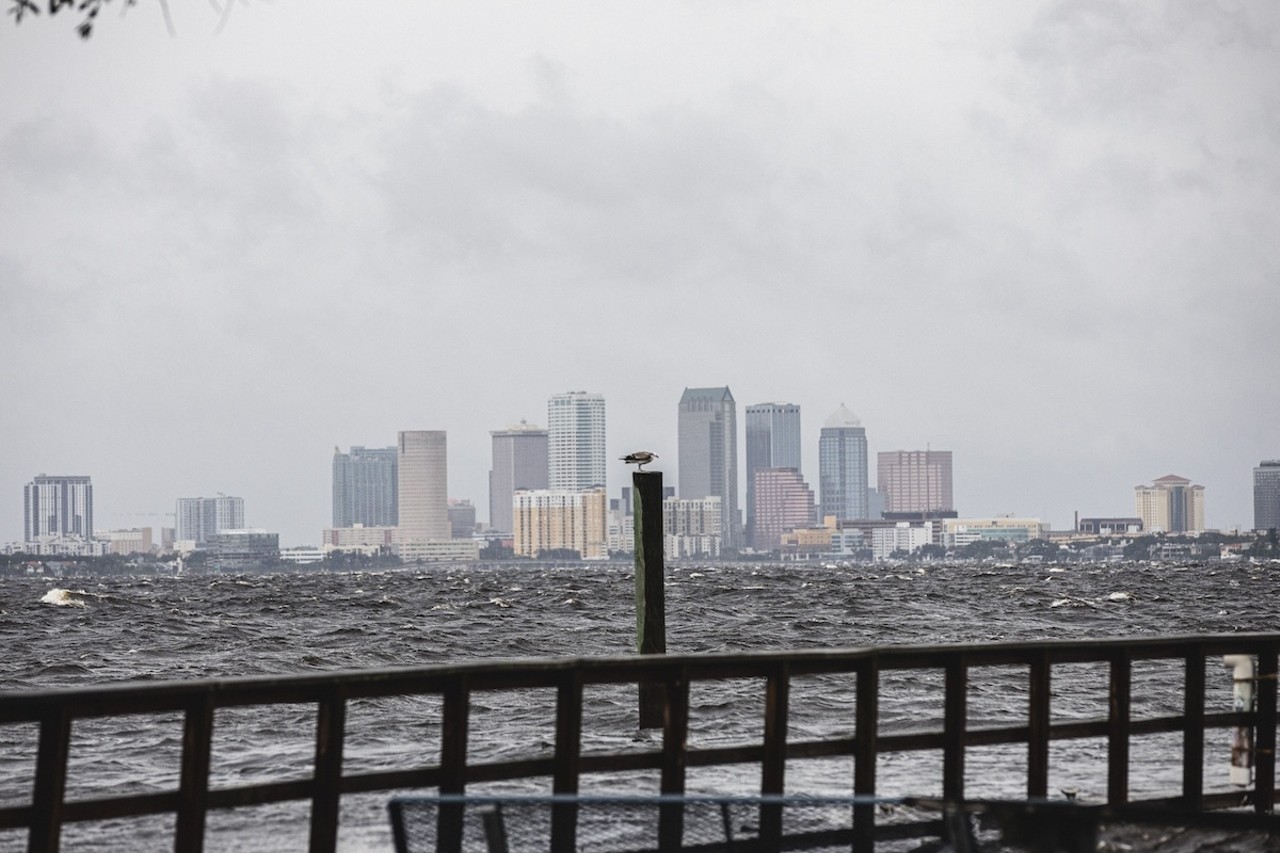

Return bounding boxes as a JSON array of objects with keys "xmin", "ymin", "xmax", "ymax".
[{"xmin": 2, "ymin": 560, "xmax": 1279, "ymax": 851}]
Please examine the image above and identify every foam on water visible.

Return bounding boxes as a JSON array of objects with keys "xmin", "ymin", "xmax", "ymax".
[{"xmin": 39, "ymin": 588, "xmax": 88, "ymax": 607}]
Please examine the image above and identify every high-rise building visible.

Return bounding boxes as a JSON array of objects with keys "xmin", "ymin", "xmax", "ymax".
[
  {"xmin": 664, "ymin": 496, "xmax": 722, "ymax": 559},
  {"xmin": 818, "ymin": 404, "xmax": 868, "ymax": 522},
  {"xmin": 878, "ymin": 450, "xmax": 954, "ymax": 514},
  {"xmin": 512, "ymin": 488, "xmax": 608, "ymax": 559},
  {"xmin": 1256, "ymin": 461, "xmax": 1280, "ymax": 532},
  {"xmin": 678, "ymin": 386, "xmax": 739, "ymax": 547},
  {"xmin": 490, "ymin": 422, "xmax": 549, "ymax": 535},
  {"xmin": 397, "ymin": 431, "xmax": 450, "ymax": 544},
  {"xmin": 24, "ymin": 475, "xmax": 93, "ymax": 541},
  {"xmin": 448, "ymin": 499, "xmax": 477, "ymax": 539},
  {"xmin": 547, "ymin": 392, "xmax": 606, "ymax": 492},
  {"xmin": 751, "ymin": 468, "xmax": 816, "ymax": 552},
  {"xmin": 175, "ymin": 495, "xmax": 245, "ymax": 545},
  {"xmin": 332, "ymin": 446, "xmax": 398, "ymax": 528},
  {"xmin": 1134, "ymin": 475, "xmax": 1205, "ymax": 534},
  {"xmin": 745, "ymin": 403, "xmax": 801, "ymax": 538}
]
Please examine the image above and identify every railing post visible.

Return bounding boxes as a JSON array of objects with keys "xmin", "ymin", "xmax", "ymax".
[
  {"xmin": 175, "ymin": 696, "xmax": 215, "ymax": 853},
  {"xmin": 551, "ymin": 671, "xmax": 584, "ymax": 850},
  {"xmin": 1108, "ymin": 649, "xmax": 1132, "ymax": 806},
  {"xmin": 853, "ymin": 658, "xmax": 879, "ymax": 853},
  {"xmin": 309, "ymin": 690, "xmax": 347, "ymax": 853},
  {"xmin": 943, "ymin": 658, "xmax": 967, "ymax": 802},
  {"xmin": 29, "ymin": 708, "xmax": 71, "ymax": 853},
  {"xmin": 1027, "ymin": 652, "xmax": 1050, "ymax": 800},
  {"xmin": 437, "ymin": 679, "xmax": 470, "ymax": 853},
  {"xmin": 760, "ymin": 665, "xmax": 790, "ymax": 846},
  {"xmin": 1182, "ymin": 647, "xmax": 1205, "ymax": 811},
  {"xmin": 1256, "ymin": 646, "xmax": 1278, "ymax": 814},
  {"xmin": 658, "ymin": 671, "xmax": 689, "ymax": 852}
]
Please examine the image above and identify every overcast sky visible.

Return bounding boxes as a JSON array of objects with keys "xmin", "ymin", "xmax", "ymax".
[{"xmin": 2, "ymin": 1, "xmax": 1277, "ymax": 545}]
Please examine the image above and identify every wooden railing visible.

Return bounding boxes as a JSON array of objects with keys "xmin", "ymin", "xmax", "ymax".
[{"xmin": 1, "ymin": 633, "xmax": 1277, "ymax": 852}]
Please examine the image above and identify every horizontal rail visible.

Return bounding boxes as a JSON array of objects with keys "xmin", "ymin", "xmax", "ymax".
[{"xmin": 1, "ymin": 632, "xmax": 1277, "ymax": 852}]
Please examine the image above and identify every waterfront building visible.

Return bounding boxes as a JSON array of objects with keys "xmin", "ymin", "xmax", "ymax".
[
  {"xmin": 489, "ymin": 422, "xmax": 549, "ymax": 535},
  {"xmin": 331, "ymin": 446, "xmax": 398, "ymax": 528},
  {"xmin": 512, "ymin": 488, "xmax": 608, "ymax": 560},
  {"xmin": 871, "ymin": 522, "xmax": 932, "ymax": 560},
  {"xmin": 547, "ymin": 392, "xmax": 607, "ymax": 493},
  {"xmin": 23, "ymin": 475, "xmax": 93, "ymax": 542},
  {"xmin": 877, "ymin": 450, "xmax": 954, "ymax": 514},
  {"xmin": 1256, "ymin": 461, "xmax": 1280, "ymax": 532},
  {"xmin": 175, "ymin": 495, "xmax": 244, "ymax": 546},
  {"xmin": 745, "ymin": 403, "xmax": 801, "ymax": 540},
  {"xmin": 677, "ymin": 386, "xmax": 739, "ymax": 547},
  {"xmin": 1077, "ymin": 517, "xmax": 1143, "ymax": 536},
  {"xmin": 396, "ymin": 430, "xmax": 450, "ymax": 551},
  {"xmin": 2, "ymin": 537, "xmax": 106, "ymax": 557},
  {"xmin": 818, "ymin": 404, "xmax": 869, "ymax": 522},
  {"xmin": 278, "ymin": 546, "xmax": 325, "ymax": 566},
  {"xmin": 1134, "ymin": 475, "xmax": 1205, "ymax": 534},
  {"xmin": 663, "ymin": 496, "xmax": 722, "ymax": 559},
  {"xmin": 395, "ymin": 538, "xmax": 480, "ymax": 562},
  {"xmin": 780, "ymin": 516, "xmax": 837, "ymax": 557},
  {"xmin": 751, "ymin": 468, "xmax": 816, "ymax": 552},
  {"xmin": 941, "ymin": 517, "xmax": 1046, "ymax": 546},
  {"xmin": 98, "ymin": 527, "xmax": 153, "ymax": 556},
  {"xmin": 320, "ymin": 524, "xmax": 397, "ymax": 553},
  {"xmin": 206, "ymin": 529, "xmax": 279, "ymax": 571}
]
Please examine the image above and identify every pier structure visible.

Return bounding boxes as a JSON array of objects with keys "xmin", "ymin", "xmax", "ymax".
[{"xmin": 1, "ymin": 634, "xmax": 1278, "ymax": 851}]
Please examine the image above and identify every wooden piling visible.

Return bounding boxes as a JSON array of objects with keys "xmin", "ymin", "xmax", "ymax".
[{"xmin": 633, "ymin": 470, "xmax": 667, "ymax": 728}]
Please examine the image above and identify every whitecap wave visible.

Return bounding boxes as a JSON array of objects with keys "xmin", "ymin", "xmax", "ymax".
[{"xmin": 40, "ymin": 588, "xmax": 88, "ymax": 608}]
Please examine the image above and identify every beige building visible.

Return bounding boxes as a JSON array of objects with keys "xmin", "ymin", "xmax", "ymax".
[
  {"xmin": 99, "ymin": 527, "xmax": 153, "ymax": 555},
  {"xmin": 397, "ymin": 539, "xmax": 481, "ymax": 562},
  {"xmin": 397, "ymin": 431, "xmax": 450, "ymax": 544},
  {"xmin": 513, "ymin": 488, "xmax": 608, "ymax": 559},
  {"xmin": 321, "ymin": 524, "xmax": 397, "ymax": 552},
  {"xmin": 1135, "ymin": 475, "xmax": 1206, "ymax": 533},
  {"xmin": 878, "ymin": 450, "xmax": 954, "ymax": 514}
]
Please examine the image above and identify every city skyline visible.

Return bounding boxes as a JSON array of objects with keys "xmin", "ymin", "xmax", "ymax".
[
  {"xmin": 3, "ymin": 4, "xmax": 1277, "ymax": 545},
  {"xmin": 5, "ymin": 397, "xmax": 1273, "ymax": 547}
]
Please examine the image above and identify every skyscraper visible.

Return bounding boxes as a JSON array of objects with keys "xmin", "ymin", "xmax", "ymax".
[
  {"xmin": 489, "ymin": 422, "xmax": 549, "ymax": 535},
  {"xmin": 751, "ymin": 468, "xmax": 816, "ymax": 552},
  {"xmin": 24, "ymin": 475, "xmax": 93, "ymax": 541},
  {"xmin": 745, "ymin": 402, "xmax": 801, "ymax": 538},
  {"xmin": 877, "ymin": 450, "xmax": 954, "ymax": 514},
  {"xmin": 818, "ymin": 404, "xmax": 869, "ymax": 522},
  {"xmin": 1256, "ymin": 460, "xmax": 1280, "ymax": 532},
  {"xmin": 1134, "ymin": 474, "xmax": 1205, "ymax": 534},
  {"xmin": 332, "ymin": 446, "xmax": 398, "ymax": 528},
  {"xmin": 397, "ymin": 430, "xmax": 450, "ymax": 543},
  {"xmin": 547, "ymin": 392, "xmax": 606, "ymax": 492},
  {"xmin": 678, "ymin": 386, "xmax": 739, "ymax": 547},
  {"xmin": 175, "ymin": 495, "xmax": 245, "ymax": 545}
]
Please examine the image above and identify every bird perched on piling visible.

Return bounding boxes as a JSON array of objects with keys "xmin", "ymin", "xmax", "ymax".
[{"xmin": 620, "ymin": 451, "xmax": 659, "ymax": 471}]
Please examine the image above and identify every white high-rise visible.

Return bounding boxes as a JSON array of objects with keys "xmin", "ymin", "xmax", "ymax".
[
  {"xmin": 24, "ymin": 475, "xmax": 94, "ymax": 541},
  {"xmin": 547, "ymin": 392, "xmax": 606, "ymax": 492},
  {"xmin": 397, "ymin": 431, "xmax": 450, "ymax": 543},
  {"xmin": 175, "ymin": 495, "xmax": 244, "ymax": 545}
]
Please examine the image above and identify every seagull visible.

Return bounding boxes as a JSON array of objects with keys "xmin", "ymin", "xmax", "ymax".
[{"xmin": 620, "ymin": 451, "xmax": 659, "ymax": 471}]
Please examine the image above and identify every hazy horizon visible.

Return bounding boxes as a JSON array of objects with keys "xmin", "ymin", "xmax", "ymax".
[{"xmin": 3, "ymin": 2, "xmax": 1277, "ymax": 545}]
